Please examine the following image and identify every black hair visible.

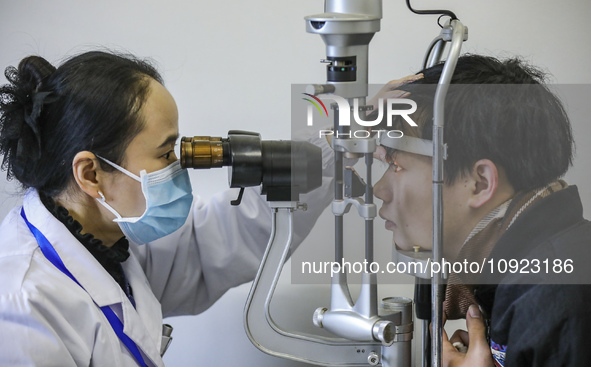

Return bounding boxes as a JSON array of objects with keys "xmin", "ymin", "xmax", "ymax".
[
  {"xmin": 0, "ymin": 51, "xmax": 163, "ymax": 197},
  {"xmin": 380, "ymin": 54, "xmax": 574, "ymax": 192}
]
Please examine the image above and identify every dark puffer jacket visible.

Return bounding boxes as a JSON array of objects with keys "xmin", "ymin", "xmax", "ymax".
[{"xmin": 475, "ymin": 186, "xmax": 591, "ymax": 366}]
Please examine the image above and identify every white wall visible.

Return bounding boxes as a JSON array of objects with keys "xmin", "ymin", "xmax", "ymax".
[{"xmin": 1, "ymin": 1, "xmax": 591, "ymax": 366}]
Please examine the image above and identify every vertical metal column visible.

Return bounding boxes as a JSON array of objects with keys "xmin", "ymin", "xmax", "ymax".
[
  {"xmin": 365, "ymin": 152, "xmax": 374, "ymax": 264},
  {"xmin": 334, "ymin": 110, "xmax": 345, "ymax": 263},
  {"xmin": 431, "ymin": 19, "xmax": 466, "ymax": 367}
]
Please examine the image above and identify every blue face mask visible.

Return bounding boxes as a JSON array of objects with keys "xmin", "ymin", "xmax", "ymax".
[{"xmin": 96, "ymin": 157, "xmax": 193, "ymax": 245}]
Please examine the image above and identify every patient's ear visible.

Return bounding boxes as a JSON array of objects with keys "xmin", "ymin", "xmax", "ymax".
[{"xmin": 468, "ymin": 159, "xmax": 499, "ymax": 208}]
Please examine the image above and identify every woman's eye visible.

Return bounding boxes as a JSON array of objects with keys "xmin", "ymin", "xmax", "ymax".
[{"xmin": 162, "ymin": 144, "xmax": 178, "ymax": 160}]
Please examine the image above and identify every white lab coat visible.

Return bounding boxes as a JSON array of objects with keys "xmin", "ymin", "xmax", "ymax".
[{"xmin": 0, "ymin": 137, "xmax": 335, "ymax": 366}]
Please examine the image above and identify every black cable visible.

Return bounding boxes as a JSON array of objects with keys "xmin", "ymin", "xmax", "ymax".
[
  {"xmin": 437, "ymin": 14, "xmax": 451, "ymax": 28},
  {"xmin": 406, "ymin": 0, "xmax": 458, "ymax": 21}
]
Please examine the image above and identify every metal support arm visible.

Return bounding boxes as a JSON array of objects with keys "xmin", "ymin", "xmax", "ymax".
[{"xmin": 244, "ymin": 203, "xmax": 382, "ymax": 366}]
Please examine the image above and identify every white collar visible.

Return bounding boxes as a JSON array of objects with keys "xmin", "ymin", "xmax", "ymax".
[{"xmin": 23, "ymin": 189, "xmax": 125, "ymax": 307}]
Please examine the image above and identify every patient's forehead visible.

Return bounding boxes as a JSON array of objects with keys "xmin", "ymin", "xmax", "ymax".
[{"xmin": 381, "ymin": 144, "xmax": 431, "ymax": 162}]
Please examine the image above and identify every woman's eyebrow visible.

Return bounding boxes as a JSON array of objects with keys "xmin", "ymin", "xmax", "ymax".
[{"xmin": 157, "ymin": 134, "xmax": 179, "ymax": 149}]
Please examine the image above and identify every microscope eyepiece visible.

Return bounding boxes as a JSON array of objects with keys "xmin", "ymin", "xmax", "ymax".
[
  {"xmin": 180, "ymin": 136, "xmax": 230, "ymax": 169},
  {"xmin": 180, "ymin": 131, "xmax": 322, "ymax": 202}
]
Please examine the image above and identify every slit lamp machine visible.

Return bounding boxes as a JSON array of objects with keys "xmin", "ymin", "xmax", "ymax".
[{"xmin": 180, "ymin": 1, "xmax": 468, "ymax": 366}]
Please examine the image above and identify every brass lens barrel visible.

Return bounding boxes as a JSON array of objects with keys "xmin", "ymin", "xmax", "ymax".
[{"xmin": 180, "ymin": 136, "xmax": 226, "ymax": 169}]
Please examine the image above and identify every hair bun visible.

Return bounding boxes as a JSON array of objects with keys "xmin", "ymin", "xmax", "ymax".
[
  {"xmin": 0, "ymin": 56, "xmax": 56, "ymax": 183},
  {"xmin": 15, "ymin": 56, "xmax": 56, "ymax": 92}
]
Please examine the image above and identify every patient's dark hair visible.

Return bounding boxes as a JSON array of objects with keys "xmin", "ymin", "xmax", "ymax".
[
  {"xmin": 380, "ymin": 54, "xmax": 573, "ymax": 192},
  {"xmin": 0, "ymin": 51, "xmax": 163, "ymax": 197}
]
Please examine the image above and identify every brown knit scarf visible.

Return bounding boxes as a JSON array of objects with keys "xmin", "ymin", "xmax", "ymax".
[{"xmin": 443, "ymin": 180, "xmax": 567, "ymax": 320}]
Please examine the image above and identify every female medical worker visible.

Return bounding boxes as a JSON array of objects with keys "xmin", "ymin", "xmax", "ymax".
[{"xmin": 0, "ymin": 51, "xmax": 333, "ymax": 366}]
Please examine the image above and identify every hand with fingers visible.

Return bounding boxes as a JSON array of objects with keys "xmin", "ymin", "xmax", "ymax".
[{"xmin": 442, "ymin": 305, "xmax": 495, "ymax": 367}]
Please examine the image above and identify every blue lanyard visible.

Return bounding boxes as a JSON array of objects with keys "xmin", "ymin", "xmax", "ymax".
[{"xmin": 20, "ymin": 208, "xmax": 149, "ymax": 367}]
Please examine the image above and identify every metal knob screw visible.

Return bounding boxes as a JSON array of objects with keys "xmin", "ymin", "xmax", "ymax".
[{"xmin": 367, "ymin": 351, "xmax": 380, "ymax": 366}]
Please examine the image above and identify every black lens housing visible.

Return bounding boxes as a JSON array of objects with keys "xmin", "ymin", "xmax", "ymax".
[{"xmin": 181, "ymin": 130, "xmax": 322, "ymax": 201}]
